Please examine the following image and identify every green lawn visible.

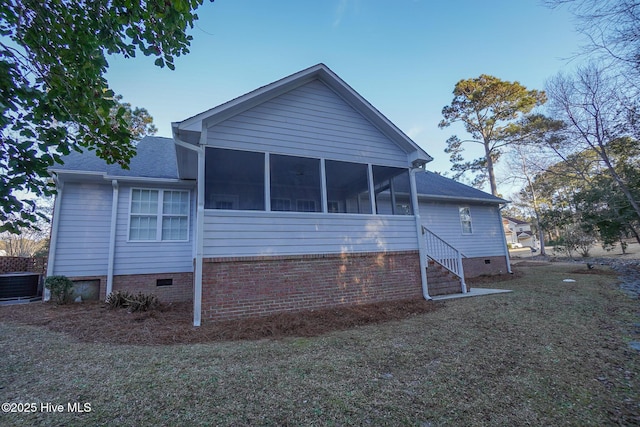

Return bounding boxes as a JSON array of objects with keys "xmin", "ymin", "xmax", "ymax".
[{"xmin": 1, "ymin": 263, "xmax": 639, "ymax": 426}]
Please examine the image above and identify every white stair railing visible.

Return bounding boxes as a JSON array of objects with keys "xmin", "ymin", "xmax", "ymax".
[{"xmin": 422, "ymin": 226, "xmax": 467, "ymax": 293}]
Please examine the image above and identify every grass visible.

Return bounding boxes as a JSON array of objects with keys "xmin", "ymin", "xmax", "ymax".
[{"xmin": 1, "ymin": 262, "xmax": 639, "ymax": 426}]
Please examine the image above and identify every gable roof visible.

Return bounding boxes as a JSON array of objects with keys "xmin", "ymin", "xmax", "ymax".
[
  {"xmin": 414, "ymin": 171, "xmax": 508, "ymax": 204},
  {"xmin": 504, "ymin": 217, "xmax": 530, "ymax": 225},
  {"xmin": 50, "ymin": 136, "xmax": 181, "ymax": 180},
  {"xmin": 171, "ymin": 63, "xmax": 433, "ymax": 167}
]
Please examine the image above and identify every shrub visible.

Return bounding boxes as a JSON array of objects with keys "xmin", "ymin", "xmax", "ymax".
[
  {"xmin": 105, "ymin": 291, "xmax": 159, "ymax": 312},
  {"xmin": 105, "ymin": 290, "xmax": 133, "ymax": 309},
  {"xmin": 45, "ymin": 275, "xmax": 74, "ymax": 305}
]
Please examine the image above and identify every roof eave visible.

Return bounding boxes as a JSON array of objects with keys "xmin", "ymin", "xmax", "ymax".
[
  {"xmin": 172, "ymin": 64, "xmax": 434, "ymax": 162},
  {"xmin": 418, "ymin": 194, "xmax": 509, "ymax": 204}
]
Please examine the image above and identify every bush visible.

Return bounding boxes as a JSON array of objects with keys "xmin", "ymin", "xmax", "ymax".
[
  {"xmin": 45, "ymin": 275, "xmax": 74, "ymax": 305},
  {"xmin": 105, "ymin": 290, "xmax": 133, "ymax": 309},
  {"xmin": 105, "ymin": 291, "xmax": 159, "ymax": 312}
]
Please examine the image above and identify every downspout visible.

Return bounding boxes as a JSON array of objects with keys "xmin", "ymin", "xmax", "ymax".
[
  {"xmin": 44, "ymin": 175, "xmax": 64, "ymax": 302},
  {"xmin": 498, "ymin": 204, "xmax": 513, "ymax": 274},
  {"xmin": 174, "ymin": 134, "xmax": 205, "ymax": 327},
  {"xmin": 106, "ymin": 180, "xmax": 119, "ymax": 297},
  {"xmin": 410, "ymin": 167, "xmax": 431, "ymax": 300}
]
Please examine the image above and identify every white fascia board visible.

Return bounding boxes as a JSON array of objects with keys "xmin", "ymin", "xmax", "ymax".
[
  {"xmin": 317, "ymin": 66, "xmax": 433, "ymax": 162},
  {"xmin": 102, "ymin": 175, "xmax": 195, "ymax": 186},
  {"xmin": 418, "ymin": 194, "xmax": 509, "ymax": 205},
  {"xmin": 175, "ymin": 65, "xmax": 324, "ymax": 133}
]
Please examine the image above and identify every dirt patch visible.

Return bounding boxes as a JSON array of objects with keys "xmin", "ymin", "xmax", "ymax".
[
  {"xmin": 466, "ymin": 269, "xmax": 524, "ymax": 285},
  {"xmin": 569, "ymin": 268, "xmax": 620, "ymax": 275},
  {"xmin": 0, "ymin": 298, "xmax": 441, "ymax": 346}
]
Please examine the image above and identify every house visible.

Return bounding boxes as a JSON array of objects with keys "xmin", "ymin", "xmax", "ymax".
[
  {"xmin": 503, "ymin": 217, "xmax": 536, "ymax": 248},
  {"xmin": 46, "ymin": 64, "xmax": 510, "ymax": 325}
]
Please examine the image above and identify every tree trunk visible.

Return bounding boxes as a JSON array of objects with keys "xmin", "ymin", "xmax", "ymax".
[{"xmin": 484, "ymin": 140, "xmax": 498, "ymax": 196}]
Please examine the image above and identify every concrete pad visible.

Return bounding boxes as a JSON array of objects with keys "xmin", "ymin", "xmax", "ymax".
[{"xmin": 431, "ymin": 288, "xmax": 512, "ymax": 301}]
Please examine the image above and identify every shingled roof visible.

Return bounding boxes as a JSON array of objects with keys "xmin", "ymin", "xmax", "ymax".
[
  {"xmin": 50, "ymin": 136, "xmax": 180, "ymax": 180},
  {"xmin": 414, "ymin": 171, "xmax": 507, "ymax": 204},
  {"xmin": 52, "ymin": 137, "xmax": 507, "ymax": 205}
]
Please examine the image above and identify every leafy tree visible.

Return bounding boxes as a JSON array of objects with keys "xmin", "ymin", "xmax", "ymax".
[
  {"xmin": 0, "ymin": 0, "xmax": 210, "ymax": 234},
  {"xmin": 439, "ymin": 74, "xmax": 546, "ymax": 196}
]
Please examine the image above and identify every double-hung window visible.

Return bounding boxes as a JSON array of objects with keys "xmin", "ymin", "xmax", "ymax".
[
  {"xmin": 459, "ymin": 206, "xmax": 473, "ymax": 234},
  {"xmin": 129, "ymin": 189, "xmax": 189, "ymax": 241}
]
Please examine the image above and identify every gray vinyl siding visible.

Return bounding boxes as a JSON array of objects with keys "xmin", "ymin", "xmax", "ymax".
[
  {"xmin": 53, "ymin": 182, "xmax": 111, "ymax": 276},
  {"xmin": 113, "ymin": 184, "xmax": 195, "ymax": 275},
  {"xmin": 206, "ymin": 80, "xmax": 409, "ymax": 167},
  {"xmin": 419, "ymin": 201, "xmax": 505, "ymax": 258},
  {"xmin": 203, "ymin": 211, "xmax": 418, "ymax": 257}
]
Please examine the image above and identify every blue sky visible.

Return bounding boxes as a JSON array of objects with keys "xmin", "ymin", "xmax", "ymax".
[{"xmin": 106, "ymin": 0, "xmax": 584, "ymax": 196}]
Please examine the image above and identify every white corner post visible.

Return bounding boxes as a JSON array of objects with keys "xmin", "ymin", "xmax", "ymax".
[
  {"xmin": 44, "ymin": 176, "xmax": 64, "ymax": 302},
  {"xmin": 173, "ymin": 133, "xmax": 205, "ymax": 327},
  {"xmin": 498, "ymin": 204, "xmax": 513, "ymax": 274},
  {"xmin": 106, "ymin": 180, "xmax": 119, "ymax": 297},
  {"xmin": 193, "ymin": 129, "xmax": 207, "ymax": 327},
  {"xmin": 409, "ymin": 167, "xmax": 431, "ymax": 300}
]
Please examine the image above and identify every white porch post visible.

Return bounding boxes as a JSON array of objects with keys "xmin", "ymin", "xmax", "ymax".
[
  {"xmin": 367, "ymin": 164, "xmax": 376, "ymax": 214},
  {"xmin": 106, "ymin": 180, "xmax": 119, "ymax": 297},
  {"xmin": 193, "ymin": 133, "xmax": 206, "ymax": 327},
  {"xmin": 410, "ymin": 168, "xmax": 431, "ymax": 300}
]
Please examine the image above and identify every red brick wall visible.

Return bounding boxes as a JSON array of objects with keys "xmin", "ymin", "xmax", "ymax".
[
  {"xmin": 61, "ymin": 272, "xmax": 193, "ymax": 303},
  {"xmin": 462, "ymin": 256, "xmax": 509, "ymax": 278},
  {"xmin": 111, "ymin": 272, "xmax": 193, "ymax": 303},
  {"xmin": 202, "ymin": 251, "xmax": 422, "ymax": 321}
]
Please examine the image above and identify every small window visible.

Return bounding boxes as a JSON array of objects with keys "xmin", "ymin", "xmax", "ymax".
[
  {"xmin": 459, "ymin": 207, "xmax": 473, "ymax": 234},
  {"xmin": 270, "ymin": 154, "xmax": 321, "ymax": 212},
  {"xmin": 129, "ymin": 189, "xmax": 189, "ymax": 241},
  {"xmin": 156, "ymin": 278, "xmax": 173, "ymax": 287}
]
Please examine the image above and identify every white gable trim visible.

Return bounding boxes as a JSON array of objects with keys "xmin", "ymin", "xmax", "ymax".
[{"xmin": 172, "ymin": 64, "xmax": 432, "ymax": 166}]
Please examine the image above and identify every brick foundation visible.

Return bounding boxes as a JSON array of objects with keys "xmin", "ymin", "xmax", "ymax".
[
  {"xmin": 111, "ymin": 272, "xmax": 193, "ymax": 303},
  {"xmin": 462, "ymin": 256, "xmax": 509, "ymax": 278},
  {"xmin": 61, "ymin": 272, "xmax": 193, "ymax": 303},
  {"xmin": 202, "ymin": 251, "xmax": 422, "ymax": 321}
]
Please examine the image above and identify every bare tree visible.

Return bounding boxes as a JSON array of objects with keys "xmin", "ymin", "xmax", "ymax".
[
  {"xmin": 546, "ymin": 0, "xmax": 640, "ymax": 90},
  {"xmin": 545, "ymin": 64, "xmax": 640, "ymax": 223}
]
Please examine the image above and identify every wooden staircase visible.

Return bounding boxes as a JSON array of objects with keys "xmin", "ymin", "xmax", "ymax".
[{"xmin": 426, "ymin": 260, "xmax": 469, "ymax": 296}]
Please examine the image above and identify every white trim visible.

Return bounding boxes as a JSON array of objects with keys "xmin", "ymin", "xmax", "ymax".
[
  {"xmin": 367, "ymin": 164, "xmax": 376, "ymax": 214},
  {"xmin": 193, "ymin": 131, "xmax": 206, "ymax": 327},
  {"xmin": 498, "ymin": 205, "xmax": 513, "ymax": 274},
  {"xmin": 127, "ymin": 188, "xmax": 191, "ymax": 243},
  {"xmin": 459, "ymin": 206, "xmax": 473, "ymax": 235},
  {"xmin": 410, "ymin": 168, "xmax": 430, "ymax": 300},
  {"xmin": 172, "ymin": 64, "xmax": 433, "ymax": 164},
  {"xmin": 106, "ymin": 180, "xmax": 119, "ymax": 296},
  {"xmin": 264, "ymin": 153, "xmax": 271, "ymax": 212},
  {"xmin": 203, "ymin": 209, "xmax": 418, "ymax": 221},
  {"xmin": 320, "ymin": 158, "xmax": 328, "ymax": 213},
  {"xmin": 50, "ymin": 169, "xmax": 193, "ymax": 186},
  {"xmin": 44, "ymin": 176, "xmax": 64, "ymax": 301}
]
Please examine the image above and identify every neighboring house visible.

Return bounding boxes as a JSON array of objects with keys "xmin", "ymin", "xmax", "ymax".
[
  {"xmin": 503, "ymin": 217, "xmax": 536, "ymax": 248},
  {"xmin": 47, "ymin": 64, "xmax": 511, "ymax": 325}
]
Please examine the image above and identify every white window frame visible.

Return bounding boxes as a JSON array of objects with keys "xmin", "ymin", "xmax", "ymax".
[
  {"xmin": 459, "ymin": 206, "xmax": 473, "ymax": 235},
  {"xmin": 128, "ymin": 188, "xmax": 190, "ymax": 242}
]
